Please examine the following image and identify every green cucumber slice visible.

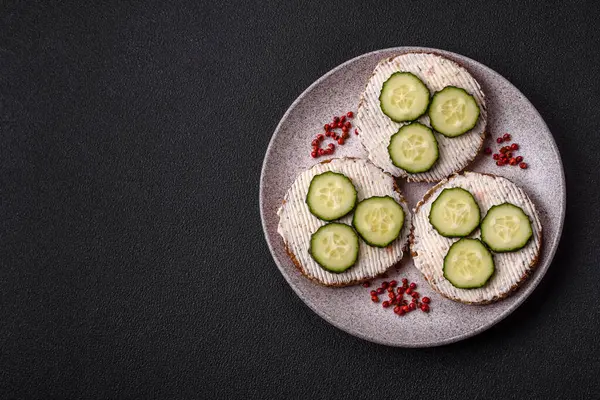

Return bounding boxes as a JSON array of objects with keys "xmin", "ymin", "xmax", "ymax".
[
  {"xmin": 306, "ymin": 172, "xmax": 357, "ymax": 221},
  {"xmin": 428, "ymin": 86, "xmax": 480, "ymax": 137},
  {"xmin": 352, "ymin": 196, "xmax": 405, "ymax": 247},
  {"xmin": 429, "ymin": 188, "xmax": 481, "ymax": 237},
  {"xmin": 309, "ymin": 223, "xmax": 359, "ymax": 273},
  {"xmin": 379, "ymin": 72, "xmax": 430, "ymax": 122},
  {"xmin": 443, "ymin": 238, "xmax": 495, "ymax": 289},
  {"xmin": 388, "ymin": 122, "xmax": 439, "ymax": 173},
  {"xmin": 480, "ymin": 203, "xmax": 533, "ymax": 252}
]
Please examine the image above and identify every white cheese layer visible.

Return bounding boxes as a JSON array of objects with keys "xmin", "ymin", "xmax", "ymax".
[
  {"xmin": 411, "ymin": 172, "xmax": 542, "ymax": 303},
  {"xmin": 277, "ymin": 158, "xmax": 411, "ymax": 286},
  {"xmin": 356, "ymin": 53, "xmax": 487, "ymax": 182}
]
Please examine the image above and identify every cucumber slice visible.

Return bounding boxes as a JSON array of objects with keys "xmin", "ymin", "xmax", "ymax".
[
  {"xmin": 306, "ymin": 172, "xmax": 357, "ymax": 221},
  {"xmin": 379, "ymin": 72, "xmax": 430, "ymax": 122},
  {"xmin": 429, "ymin": 188, "xmax": 480, "ymax": 237},
  {"xmin": 352, "ymin": 196, "xmax": 405, "ymax": 247},
  {"xmin": 428, "ymin": 86, "xmax": 480, "ymax": 137},
  {"xmin": 443, "ymin": 238, "xmax": 495, "ymax": 289},
  {"xmin": 309, "ymin": 223, "xmax": 359, "ymax": 273},
  {"xmin": 388, "ymin": 122, "xmax": 439, "ymax": 173},
  {"xmin": 480, "ymin": 203, "xmax": 533, "ymax": 252}
]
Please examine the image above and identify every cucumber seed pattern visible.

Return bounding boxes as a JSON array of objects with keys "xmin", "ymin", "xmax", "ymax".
[
  {"xmin": 400, "ymin": 134, "xmax": 428, "ymax": 162},
  {"xmin": 441, "ymin": 98, "xmax": 466, "ymax": 125},
  {"xmin": 451, "ymin": 248, "xmax": 484, "ymax": 282},
  {"xmin": 318, "ymin": 181, "xmax": 345, "ymax": 210},
  {"xmin": 492, "ymin": 215, "xmax": 520, "ymax": 242},
  {"xmin": 442, "ymin": 198, "xmax": 471, "ymax": 229},
  {"xmin": 323, "ymin": 232, "xmax": 351, "ymax": 260},
  {"xmin": 391, "ymin": 86, "xmax": 415, "ymax": 110},
  {"xmin": 364, "ymin": 206, "xmax": 396, "ymax": 235}
]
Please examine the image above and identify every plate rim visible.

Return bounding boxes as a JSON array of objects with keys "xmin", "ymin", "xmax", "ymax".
[{"xmin": 259, "ymin": 46, "xmax": 566, "ymax": 347}]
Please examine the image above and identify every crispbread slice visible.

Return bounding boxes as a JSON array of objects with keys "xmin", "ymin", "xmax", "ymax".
[
  {"xmin": 277, "ymin": 158, "xmax": 411, "ymax": 287},
  {"xmin": 356, "ymin": 52, "xmax": 487, "ymax": 182},
  {"xmin": 410, "ymin": 172, "xmax": 542, "ymax": 304}
]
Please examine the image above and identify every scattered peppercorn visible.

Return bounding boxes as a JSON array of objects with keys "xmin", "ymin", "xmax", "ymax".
[
  {"xmin": 367, "ymin": 277, "xmax": 432, "ymax": 316},
  {"xmin": 488, "ymin": 133, "xmax": 528, "ymax": 170},
  {"xmin": 310, "ymin": 112, "xmax": 355, "ymax": 158}
]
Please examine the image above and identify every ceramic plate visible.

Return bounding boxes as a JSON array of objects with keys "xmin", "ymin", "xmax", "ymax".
[{"xmin": 259, "ymin": 47, "xmax": 565, "ymax": 347}]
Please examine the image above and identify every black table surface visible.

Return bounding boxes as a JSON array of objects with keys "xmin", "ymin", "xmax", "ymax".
[{"xmin": 2, "ymin": 0, "xmax": 599, "ymax": 398}]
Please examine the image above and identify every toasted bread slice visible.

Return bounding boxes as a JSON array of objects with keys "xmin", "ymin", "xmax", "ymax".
[
  {"xmin": 410, "ymin": 172, "xmax": 542, "ymax": 304},
  {"xmin": 277, "ymin": 158, "xmax": 411, "ymax": 287},
  {"xmin": 356, "ymin": 52, "xmax": 487, "ymax": 182}
]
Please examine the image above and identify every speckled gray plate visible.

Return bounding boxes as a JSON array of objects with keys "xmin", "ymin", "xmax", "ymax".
[{"xmin": 259, "ymin": 47, "xmax": 565, "ymax": 347}]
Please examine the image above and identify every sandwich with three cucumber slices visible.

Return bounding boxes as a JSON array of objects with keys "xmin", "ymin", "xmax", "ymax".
[
  {"xmin": 356, "ymin": 52, "xmax": 487, "ymax": 182},
  {"xmin": 411, "ymin": 172, "xmax": 541, "ymax": 304},
  {"xmin": 277, "ymin": 158, "xmax": 411, "ymax": 287},
  {"xmin": 277, "ymin": 52, "xmax": 541, "ymax": 304}
]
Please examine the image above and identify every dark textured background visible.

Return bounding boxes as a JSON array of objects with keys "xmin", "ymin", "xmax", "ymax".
[{"xmin": 1, "ymin": 0, "xmax": 599, "ymax": 398}]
